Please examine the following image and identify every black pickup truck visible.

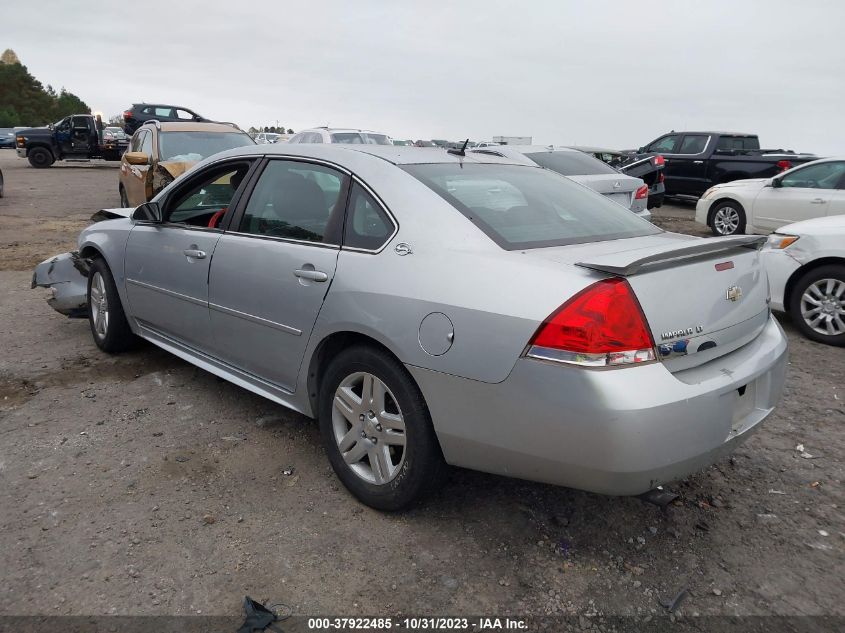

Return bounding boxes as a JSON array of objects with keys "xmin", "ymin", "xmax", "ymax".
[
  {"xmin": 633, "ymin": 131, "xmax": 817, "ymax": 197},
  {"xmin": 15, "ymin": 114, "xmax": 129, "ymax": 168}
]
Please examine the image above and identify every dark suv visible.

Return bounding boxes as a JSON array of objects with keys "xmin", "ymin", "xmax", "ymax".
[{"xmin": 123, "ymin": 103, "xmax": 208, "ymax": 134}]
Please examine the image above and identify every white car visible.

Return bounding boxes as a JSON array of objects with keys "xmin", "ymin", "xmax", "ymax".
[
  {"xmin": 762, "ymin": 215, "xmax": 845, "ymax": 346},
  {"xmin": 254, "ymin": 132, "xmax": 282, "ymax": 144},
  {"xmin": 696, "ymin": 158, "xmax": 845, "ymax": 236},
  {"xmin": 288, "ymin": 127, "xmax": 392, "ymax": 145}
]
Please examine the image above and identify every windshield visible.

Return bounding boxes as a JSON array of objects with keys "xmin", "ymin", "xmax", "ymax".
[
  {"xmin": 403, "ymin": 163, "xmax": 659, "ymax": 250},
  {"xmin": 524, "ymin": 151, "xmax": 619, "ymax": 176},
  {"xmin": 330, "ymin": 132, "xmax": 392, "ymax": 145},
  {"xmin": 158, "ymin": 131, "xmax": 255, "ymax": 162}
]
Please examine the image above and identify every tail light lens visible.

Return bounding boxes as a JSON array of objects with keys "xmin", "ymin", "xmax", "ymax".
[
  {"xmin": 653, "ymin": 155, "xmax": 665, "ymax": 166},
  {"xmin": 123, "ymin": 110, "xmax": 132, "ymax": 120},
  {"xmin": 634, "ymin": 184, "xmax": 649, "ymax": 199},
  {"xmin": 776, "ymin": 160, "xmax": 791, "ymax": 172},
  {"xmin": 526, "ymin": 278, "xmax": 656, "ymax": 367}
]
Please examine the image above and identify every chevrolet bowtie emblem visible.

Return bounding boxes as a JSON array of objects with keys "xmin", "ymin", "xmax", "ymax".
[{"xmin": 726, "ymin": 285, "xmax": 742, "ymax": 302}]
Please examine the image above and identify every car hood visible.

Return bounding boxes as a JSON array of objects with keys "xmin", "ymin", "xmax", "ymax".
[
  {"xmin": 159, "ymin": 160, "xmax": 199, "ymax": 179},
  {"xmin": 15, "ymin": 126, "xmax": 51, "ymax": 136},
  {"xmin": 776, "ymin": 214, "xmax": 845, "ymax": 235},
  {"xmin": 711, "ymin": 178, "xmax": 769, "ymax": 190}
]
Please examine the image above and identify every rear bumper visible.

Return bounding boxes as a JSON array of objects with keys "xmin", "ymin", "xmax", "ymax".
[
  {"xmin": 16, "ymin": 148, "xmax": 26, "ymax": 158},
  {"xmin": 409, "ymin": 315, "xmax": 787, "ymax": 495}
]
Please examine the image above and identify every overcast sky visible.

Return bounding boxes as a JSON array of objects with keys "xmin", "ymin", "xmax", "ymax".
[{"xmin": 3, "ymin": 0, "xmax": 843, "ymax": 154}]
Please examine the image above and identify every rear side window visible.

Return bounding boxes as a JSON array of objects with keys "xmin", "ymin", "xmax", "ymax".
[
  {"xmin": 678, "ymin": 135, "xmax": 709, "ymax": 154},
  {"xmin": 524, "ymin": 151, "xmax": 618, "ymax": 176},
  {"xmin": 239, "ymin": 160, "xmax": 347, "ymax": 244},
  {"xmin": 403, "ymin": 163, "xmax": 659, "ymax": 250},
  {"xmin": 344, "ymin": 183, "xmax": 395, "ymax": 250}
]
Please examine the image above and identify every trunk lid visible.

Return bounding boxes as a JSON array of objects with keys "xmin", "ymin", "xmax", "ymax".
[
  {"xmin": 568, "ymin": 174, "xmax": 642, "ymax": 210},
  {"xmin": 527, "ymin": 234, "xmax": 770, "ymax": 371}
]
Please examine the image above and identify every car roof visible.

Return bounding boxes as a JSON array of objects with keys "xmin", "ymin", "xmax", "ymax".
[
  {"xmin": 567, "ymin": 145, "xmax": 623, "ymax": 154},
  {"xmin": 152, "ymin": 122, "xmax": 246, "ymax": 133},
  {"xmin": 213, "ymin": 143, "xmax": 536, "ymax": 167},
  {"xmin": 301, "ymin": 128, "xmax": 390, "ymax": 135},
  {"xmin": 668, "ymin": 131, "xmax": 757, "ymax": 137}
]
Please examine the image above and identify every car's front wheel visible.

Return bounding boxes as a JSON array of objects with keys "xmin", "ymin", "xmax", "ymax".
[
  {"xmin": 710, "ymin": 200, "xmax": 746, "ymax": 236},
  {"xmin": 788, "ymin": 265, "xmax": 845, "ymax": 347},
  {"xmin": 87, "ymin": 258, "xmax": 136, "ymax": 353},
  {"xmin": 318, "ymin": 345, "xmax": 447, "ymax": 510},
  {"xmin": 27, "ymin": 147, "xmax": 54, "ymax": 169}
]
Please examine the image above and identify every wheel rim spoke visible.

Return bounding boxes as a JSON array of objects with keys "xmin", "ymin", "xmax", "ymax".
[
  {"xmin": 342, "ymin": 441, "xmax": 367, "ymax": 465},
  {"xmin": 337, "ymin": 425, "xmax": 360, "ymax": 452}
]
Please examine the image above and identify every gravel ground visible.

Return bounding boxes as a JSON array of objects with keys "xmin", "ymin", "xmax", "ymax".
[{"xmin": 0, "ymin": 151, "xmax": 843, "ymax": 624}]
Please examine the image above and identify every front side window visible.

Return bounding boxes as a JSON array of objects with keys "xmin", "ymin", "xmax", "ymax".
[
  {"xmin": 525, "ymin": 151, "xmax": 618, "ymax": 176},
  {"xmin": 344, "ymin": 183, "xmax": 395, "ymax": 250},
  {"xmin": 175, "ymin": 109, "xmax": 196, "ymax": 120},
  {"xmin": 678, "ymin": 135, "xmax": 709, "ymax": 154},
  {"xmin": 647, "ymin": 135, "xmax": 678, "ymax": 153},
  {"xmin": 140, "ymin": 130, "xmax": 153, "ymax": 157},
  {"xmin": 157, "ymin": 131, "xmax": 254, "ymax": 162},
  {"xmin": 129, "ymin": 130, "xmax": 144, "ymax": 152},
  {"xmin": 781, "ymin": 161, "xmax": 845, "ymax": 189},
  {"xmin": 403, "ymin": 163, "xmax": 659, "ymax": 250},
  {"xmin": 165, "ymin": 162, "xmax": 253, "ymax": 227},
  {"xmin": 239, "ymin": 160, "xmax": 347, "ymax": 244}
]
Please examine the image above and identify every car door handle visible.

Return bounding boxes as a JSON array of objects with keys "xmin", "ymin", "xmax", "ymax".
[
  {"xmin": 294, "ymin": 269, "xmax": 328, "ymax": 282},
  {"xmin": 183, "ymin": 249, "xmax": 207, "ymax": 259},
  {"xmin": 693, "ymin": 160, "xmax": 704, "ymax": 164},
  {"xmin": 810, "ymin": 198, "xmax": 826, "ymax": 204}
]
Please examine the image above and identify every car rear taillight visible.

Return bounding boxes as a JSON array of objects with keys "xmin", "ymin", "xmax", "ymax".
[
  {"xmin": 776, "ymin": 160, "xmax": 791, "ymax": 172},
  {"xmin": 635, "ymin": 184, "xmax": 649, "ymax": 199},
  {"xmin": 653, "ymin": 155, "xmax": 665, "ymax": 166},
  {"xmin": 123, "ymin": 110, "xmax": 132, "ymax": 120},
  {"xmin": 526, "ymin": 278, "xmax": 656, "ymax": 367}
]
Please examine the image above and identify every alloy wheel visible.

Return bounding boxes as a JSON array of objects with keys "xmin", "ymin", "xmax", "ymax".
[
  {"xmin": 801, "ymin": 278, "xmax": 845, "ymax": 336},
  {"xmin": 713, "ymin": 206, "xmax": 740, "ymax": 235},
  {"xmin": 331, "ymin": 371, "xmax": 406, "ymax": 485},
  {"xmin": 89, "ymin": 272, "xmax": 109, "ymax": 339}
]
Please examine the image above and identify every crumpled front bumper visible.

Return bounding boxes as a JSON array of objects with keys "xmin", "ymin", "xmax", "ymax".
[{"xmin": 31, "ymin": 251, "xmax": 89, "ymax": 317}]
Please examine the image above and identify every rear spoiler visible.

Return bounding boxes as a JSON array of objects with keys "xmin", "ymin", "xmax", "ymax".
[{"xmin": 576, "ymin": 235, "xmax": 766, "ymax": 276}]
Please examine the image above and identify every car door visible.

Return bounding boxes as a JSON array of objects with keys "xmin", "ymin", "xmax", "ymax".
[
  {"xmin": 752, "ymin": 161, "xmax": 845, "ymax": 230},
  {"xmin": 207, "ymin": 158, "xmax": 350, "ymax": 392},
  {"xmin": 644, "ymin": 134, "xmax": 680, "ymax": 193},
  {"xmin": 123, "ymin": 159, "xmax": 257, "ymax": 351},
  {"xmin": 667, "ymin": 134, "xmax": 711, "ymax": 195},
  {"xmin": 54, "ymin": 118, "xmax": 73, "ymax": 155}
]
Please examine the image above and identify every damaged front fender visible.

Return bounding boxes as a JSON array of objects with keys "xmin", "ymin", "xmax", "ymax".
[{"xmin": 31, "ymin": 251, "xmax": 89, "ymax": 318}]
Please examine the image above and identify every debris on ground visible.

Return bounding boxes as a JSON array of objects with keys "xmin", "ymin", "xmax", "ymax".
[{"xmin": 659, "ymin": 587, "xmax": 690, "ymax": 613}]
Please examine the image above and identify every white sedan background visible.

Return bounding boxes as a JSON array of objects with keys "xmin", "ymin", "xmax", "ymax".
[{"xmin": 696, "ymin": 158, "xmax": 845, "ymax": 236}]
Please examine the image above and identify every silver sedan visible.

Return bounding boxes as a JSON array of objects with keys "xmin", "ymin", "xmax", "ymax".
[{"xmin": 33, "ymin": 144, "xmax": 788, "ymax": 510}]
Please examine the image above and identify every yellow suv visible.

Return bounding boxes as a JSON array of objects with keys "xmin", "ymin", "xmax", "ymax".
[{"xmin": 119, "ymin": 121, "xmax": 254, "ymax": 207}]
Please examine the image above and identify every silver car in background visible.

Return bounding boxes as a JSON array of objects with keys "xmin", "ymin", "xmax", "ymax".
[
  {"xmin": 33, "ymin": 145, "xmax": 787, "ymax": 510},
  {"xmin": 472, "ymin": 145, "xmax": 652, "ymax": 219},
  {"xmin": 288, "ymin": 127, "xmax": 393, "ymax": 145}
]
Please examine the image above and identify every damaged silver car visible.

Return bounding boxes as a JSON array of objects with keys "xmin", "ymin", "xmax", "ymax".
[{"xmin": 34, "ymin": 144, "xmax": 788, "ymax": 510}]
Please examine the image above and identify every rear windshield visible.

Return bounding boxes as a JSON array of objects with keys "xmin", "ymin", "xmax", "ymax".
[
  {"xmin": 330, "ymin": 132, "xmax": 392, "ymax": 145},
  {"xmin": 158, "ymin": 131, "xmax": 254, "ymax": 162},
  {"xmin": 524, "ymin": 151, "xmax": 618, "ymax": 176},
  {"xmin": 716, "ymin": 136, "xmax": 760, "ymax": 151},
  {"xmin": 403, "ymin": 163, "xmax": 660, "ymax": 250}
]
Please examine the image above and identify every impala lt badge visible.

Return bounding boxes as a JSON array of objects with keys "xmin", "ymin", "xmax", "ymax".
[
  {"xmin": 726, "ymin": 285, "xmax": 743, "ymax": 302},
  {"xmin": 660, "ymin": 325, "xmax": 704, "ymax": 341}
]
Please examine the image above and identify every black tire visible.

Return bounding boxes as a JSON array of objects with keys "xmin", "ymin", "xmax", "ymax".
[
  {"xmin": 119, "ymin": 186, "xmax": 129, "ymax": 208},
  {"xmin": 0, "ymin": 169, "xmax": 4, "ymax": 198},
  {"xmin": 788, "ymin": 264, "xmax": 845, "ymax": 347},
  {"xmin": 87, "ymin": 257, "xmax": 136, "ymax": 353},
  {"xmin": 318, "ymin": 345, "xmax": 448, "ymax": 511},
  {"xmin": 709, "ymin": 200, "xmax": 746, "ymax": 236},
  {"xmin": 27, "ymin": 147, "xmax": 54, "ymax": 168}
]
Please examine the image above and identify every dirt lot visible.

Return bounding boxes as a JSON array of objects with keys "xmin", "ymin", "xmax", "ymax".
[{"xmin": 0, "ymin": 151, "xmax": 843, "ymax": 625}]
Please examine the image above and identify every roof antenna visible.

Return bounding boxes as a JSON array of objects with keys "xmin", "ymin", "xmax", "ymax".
[{"xmin": 448, "ymin": 138, "xmax": 469, "ymax": 157}]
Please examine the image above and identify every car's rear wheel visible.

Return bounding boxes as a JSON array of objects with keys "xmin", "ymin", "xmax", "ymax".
[
  {"xmin": 318, "ymin": 345, "xmax": 447, "ymax": 510},
  {"xmin": 710, "ymin": 200, "xmax": 746, "ymax": 236},
  {"xmin": 788, "ymin": 265, "xmax": 845, "ymax": 346},
  {"xmin": 88, "ymin": 258, "xmax": 136, "ymax": 353},
  {"xmin": 28, "ymin": 147, "xmax": 54, "ymax": 169}
]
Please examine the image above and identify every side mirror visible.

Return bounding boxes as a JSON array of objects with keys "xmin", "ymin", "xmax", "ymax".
[
  {"xmin": 124, "ymin": 151, "xmax": 149, "ymax": 165},
  {"xmin": 771, "ymin": 177, "xmax": 782, "ymax": 188},
  {"xmin": 132, "ymin": 201, "xmax": 162, "ymax": 223},
  {"xmin": 638, "ymin": 146, "xmax": 646, "ymax": 153}
]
